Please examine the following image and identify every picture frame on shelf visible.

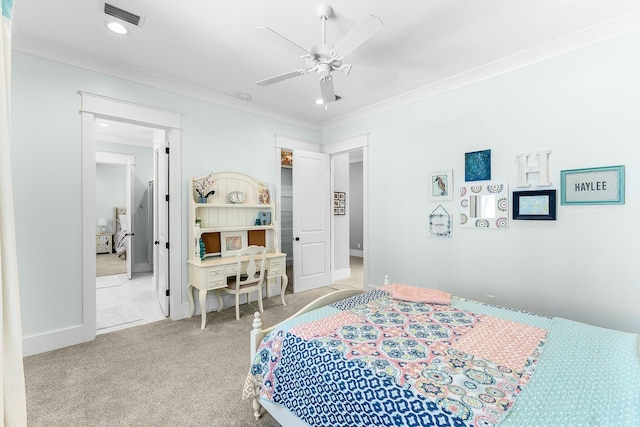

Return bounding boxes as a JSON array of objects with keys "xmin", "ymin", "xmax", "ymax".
[
  {"xmin": 513, "ymin": 190, "xmax": 557, "ymax": 220},
  {"xmin": 429, "ymin": 170, "xmax": 453, "ymax": 200},
  {"xmin": 560, "ymin": 165, "xmax": 624, "ymax": 205},
  {"xmin": 220, "ymin": 230, "xmax": 247, "ymax": 257}
]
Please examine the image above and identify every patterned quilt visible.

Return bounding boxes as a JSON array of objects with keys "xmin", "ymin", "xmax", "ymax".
[{"xmin": 246, "ymin": 287, "xmax": 549, "ymax": 427}]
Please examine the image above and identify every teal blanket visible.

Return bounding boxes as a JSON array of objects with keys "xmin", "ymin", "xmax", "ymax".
[{"xmin": 502, "ymin": 317, "xmax": 640, "ymax": 427}]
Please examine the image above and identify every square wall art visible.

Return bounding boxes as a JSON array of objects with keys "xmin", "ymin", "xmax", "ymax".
[{"xmin": 465, "ymin": 149, "xmax": 491, "ymax": 182}]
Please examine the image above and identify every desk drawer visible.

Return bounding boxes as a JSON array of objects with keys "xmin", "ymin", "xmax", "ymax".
[
  {"xmin": 268, "ymin": 258, "xmax": 284, "ymax": 277},
  {"xmin": 226, "ymin": 264, "xmax": 238, "ymax": 276},
  {"xmin": 206, "ymin": 267, "xmax": 226, "ymax": 289},
  {"xmin": 206, "ymin": 278, "xmax": 226, "ymax": 290}
]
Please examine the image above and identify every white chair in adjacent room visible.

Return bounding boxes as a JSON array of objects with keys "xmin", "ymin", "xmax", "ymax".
[{"xmin": 218, "ymin": 245, "xmax": 266, "ymax": 320}]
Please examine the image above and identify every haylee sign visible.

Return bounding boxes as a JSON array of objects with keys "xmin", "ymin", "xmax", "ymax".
[{"xmin": 561, "ymin": 165, "xmax": 625, "ymax": 205}]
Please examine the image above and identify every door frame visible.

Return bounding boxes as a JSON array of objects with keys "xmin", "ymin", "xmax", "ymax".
[
  {"xmin": 95, "ymin": 151, "xmax": 135, "ymax": 279},
  {"xmin": 323, "ymin": 134, "xmax": 369, "ymax": 289},
  {"xmin": 274, "ymin": 134, "xmax": 369, "ymax": 290},
  {"xmin": 80, "ymin": 92, "xmax": 182, "ymax": 343}
]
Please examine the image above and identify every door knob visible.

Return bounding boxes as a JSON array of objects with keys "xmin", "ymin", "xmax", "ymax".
[
  {"xmin": 154, "ymin": 241, "xmax": 160, "ymax": 245},
  {"xmin": 294, "ymin": 237, "xmax": 300, "ymax": 241}
]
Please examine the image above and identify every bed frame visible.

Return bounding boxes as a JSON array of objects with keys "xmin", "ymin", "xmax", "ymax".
[{"xmin": 249, "ymin": 288, "xmax": 363, "ymax": 422}]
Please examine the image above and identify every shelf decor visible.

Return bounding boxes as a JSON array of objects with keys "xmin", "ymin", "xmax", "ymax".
[
  {"xmin": 560, "ymin": 165, "xmax": 624, "ymax": 205},
  {"xmin": 193, "ymin": 172, "xmax": 215, "ymax": 202},
  {"xmin": 513, "ymin": 190, "xmax": 556, "ymax": 220},
  {"xmin": 220, "ymin": 230, "xmax": 247, "ymax": 257}
]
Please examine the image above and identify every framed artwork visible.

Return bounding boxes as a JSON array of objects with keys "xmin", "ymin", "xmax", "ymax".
[
  {"xmin": 429, "ymin": 205, "xmax": 452, "ymax": 238},
  {"xmin": 465, "ymin": 149, "xmax": 491, "ymax": 182},
  {"xmin": 429, "ymin": 170, "xmax": 453, "ymax": 200},
  {"xmin": 281, "ymin": 150, "xmax": 293, "ymax": 168},
  {"xmin": 513, "ymin": 190, "xmax": 556, "ymax": 220},
  {"xmin": 220, "ymin": 230, "xmax": 247, "ymax": 257},
  {"xmin": 560, "ymin": 165, "xmax": 624, "ymax": 205},
  {"xmin": 333, "ymin": 192, "xmax": 346, "ymax": 215}
]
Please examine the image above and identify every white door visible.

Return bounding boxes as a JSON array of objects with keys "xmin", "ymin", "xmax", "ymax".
[
  {"xmin": 125, "ymin": 161, "xmax": 135, "ymax": 280},
  {"xmin": 154, "ymin": 134, "xmax": 170, "ymax": 315},
  {"xmin": 292, "ymin": 150, "xmax": 331, "ymax": 292}
]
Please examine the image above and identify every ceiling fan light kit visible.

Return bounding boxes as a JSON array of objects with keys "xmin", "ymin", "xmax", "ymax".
[{"xmin": 256, "ymin": 4, "xmax": 383, "ymax": 106}]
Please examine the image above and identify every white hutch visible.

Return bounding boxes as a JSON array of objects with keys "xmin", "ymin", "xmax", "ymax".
[{"xmin": 187, "ymin": 171, "xmax": 288, "ymax": 329}]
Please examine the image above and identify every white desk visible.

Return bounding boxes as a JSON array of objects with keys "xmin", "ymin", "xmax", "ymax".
[{"xmin": 187, "ymin": 252, "xmax": 288, "ymax": 329}]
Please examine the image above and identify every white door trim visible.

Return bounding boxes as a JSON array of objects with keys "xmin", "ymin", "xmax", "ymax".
[
  {"xmin": 322, "ymin": 134, "xmax": 370, "ymax": 289},
  {"xmin": 23, "ymin": 92, "xmax": 184, "ymax": 355}
]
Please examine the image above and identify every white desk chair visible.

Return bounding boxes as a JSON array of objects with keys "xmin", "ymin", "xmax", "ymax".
[{"xmin": 218, "ymin": 245, "xmax": 266, "ymax": 320}]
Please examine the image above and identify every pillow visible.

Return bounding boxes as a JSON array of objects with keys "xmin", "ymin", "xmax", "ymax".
[
  {"xmin": 118, "ymin": 214, "xmax": 128, "ymax": 231},
  {"xmin": 390, "ymin": 283, "xmax": 451, "ymax": 304}
]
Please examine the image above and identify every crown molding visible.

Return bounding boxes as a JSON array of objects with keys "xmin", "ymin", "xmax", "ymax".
[
  {"xmin": 13, "ymin": 8, "xmax": 640, "ymax": 134},
  {"xmin": 13, "ymin": 35, "xmax": 323, "ymax": 132},
  {"xmin": 321, "ymin": 9, "xmax": 640, "ymax": 131}
]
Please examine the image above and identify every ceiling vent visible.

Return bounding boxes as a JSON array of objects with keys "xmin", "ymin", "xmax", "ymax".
[{"xmin": 104, "ymin": 3, "xmax": 143, "ymax": 26}]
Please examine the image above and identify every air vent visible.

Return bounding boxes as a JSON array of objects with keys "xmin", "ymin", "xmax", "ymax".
[{"xmin": 104, "ymin": 3, "xmax": 141, "ymax": 26}]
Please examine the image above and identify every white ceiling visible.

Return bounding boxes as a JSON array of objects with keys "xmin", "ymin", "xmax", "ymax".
[{"xmin": 12, "ymin": 1, "xmax": 640, "ymax": 132}]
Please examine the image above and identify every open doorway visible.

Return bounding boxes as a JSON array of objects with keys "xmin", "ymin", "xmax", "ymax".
[
  {"xmin": 94, "ymin": 121, "xmax": 165, "ymax": 334},
  {"xmin": 331, "ymin": 149, "xmax": 365, "ymax": 290},
  {"xmin": 276, "ymin": 136, "xmax": 368, "ymax": 293}
]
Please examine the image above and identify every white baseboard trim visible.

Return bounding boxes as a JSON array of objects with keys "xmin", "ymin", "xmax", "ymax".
[
  {"xmin": 22, "ymin": 324, "xmax": 95, "ymax": 357},
  {"xmin": 349, "ymin": 249, "xmax": 363, "ymax": 257},
  {"xmin": 134, "ymin": 263, "xmax": 152, "ymax": 273},
  {"xmin": 332, "ymin": 268, "xmax": 351, "ymax": 282}
]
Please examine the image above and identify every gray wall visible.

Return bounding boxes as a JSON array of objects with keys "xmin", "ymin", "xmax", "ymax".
[{"xmin": 349, "ymin": 161, "xmax": 363, "ymax": 252}]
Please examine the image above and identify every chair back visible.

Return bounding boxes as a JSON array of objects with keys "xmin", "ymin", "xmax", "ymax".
[{"xmin": 236, "ymin": 245, "xmax": 266, "ymax": 287}]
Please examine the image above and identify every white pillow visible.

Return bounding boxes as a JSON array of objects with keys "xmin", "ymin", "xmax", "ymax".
[{"xmin": 118, "ymin": 214, "xmax": 128, "ymax": 231}]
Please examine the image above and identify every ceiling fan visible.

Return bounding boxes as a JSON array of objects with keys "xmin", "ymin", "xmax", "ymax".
[{"xmin": 255, "ymin": 4, "xmax": 383, "ymax": 105}]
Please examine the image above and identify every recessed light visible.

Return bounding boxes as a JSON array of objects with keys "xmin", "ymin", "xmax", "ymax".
[
  {"xmin": 98, "ymin": 122, "xmax": 109, "ymax": 127},
  {"xmin": 106, "ymin": 21, "xmax": 128, "ymax": 35}
]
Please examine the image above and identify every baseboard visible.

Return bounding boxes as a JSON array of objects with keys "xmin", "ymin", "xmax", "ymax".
[
  {"xmin": 134, "ymin": 263, "xmax": 152, "ymax": 273},
  {"xmin": 332, "ymin": 267, "xmax": 351, "ymax": 282},
  {"xmin": 22, "ymin": 324, "xmax": 95, "ymax": 357},
  {"xmin": 349, "ymin": 249, "xmax": 363, "ymax": 257}
]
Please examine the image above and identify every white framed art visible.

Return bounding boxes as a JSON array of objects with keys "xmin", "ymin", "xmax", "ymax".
[
  {"xmin": 220, "ymin": 230, "xmax": 248, "ymax": 257},
  {"xmin": 429, "ymin": 170, "xmax": 453, "ymax": 200}
]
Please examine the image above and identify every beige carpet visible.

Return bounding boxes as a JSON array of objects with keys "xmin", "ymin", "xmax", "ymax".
[
  {"xmin": 96, "ymin": 252, "xmax": 127, "ymax": 277},
  {"xmin": 24, "ymin": 286, "xmax": 340, "ymax": 427}
]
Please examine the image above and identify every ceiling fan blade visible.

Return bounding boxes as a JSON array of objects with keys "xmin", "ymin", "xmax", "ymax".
[
  {"xmin": 332, "ymin": 14, "xmax": 383, "ymax": 60},
  {"xmin": 256, "ymin": 26, "xmax": 310, "ymax": 58},
  {"xmin": 256, "ymin": 69, "xmax": 306, "ymax": 86},
  {"xmin": 319, "ymin": 75, "xmax": 336, "ymax": 104}
]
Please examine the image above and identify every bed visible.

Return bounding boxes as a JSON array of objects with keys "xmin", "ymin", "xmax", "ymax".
[
  {"xmin": 112, "ymin": 207, "xmax": 128, "ymax": 259},
  {"xmin": 244, "ymin": 282, "xmax": 640, "ymax": 426}
]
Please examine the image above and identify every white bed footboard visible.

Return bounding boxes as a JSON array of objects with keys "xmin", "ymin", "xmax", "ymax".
[
  {"xmin": 250, "ymin": 289, "xmax": 363, "ymax": 363},
  {"xmin": 249, "ymin": 288, "xmax": 363, "ymax": 421}
]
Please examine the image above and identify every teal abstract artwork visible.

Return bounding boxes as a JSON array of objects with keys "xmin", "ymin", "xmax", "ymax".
[{"xmin": 465, "ymin": 149, "xmax": 491, "ymax": 181}]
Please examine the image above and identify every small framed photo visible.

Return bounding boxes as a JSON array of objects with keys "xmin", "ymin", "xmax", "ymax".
[
  {"xmin": 429, "ymin": 170, "xmax": 453, "ymax": 200},
  {"xmin": 220, "ymin": 231, "xmax": 247, "ymax": 257},
  {"xmin": 333, "ymin": 192, "xmax": 346, "ymax": 214},
  {"xmin": 560, "ymin": 165, "xmax": 624, "ymax": 205},
  {"xmin": 513, "ymin": 190, "xmax": 557, "ymax": 220}
]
